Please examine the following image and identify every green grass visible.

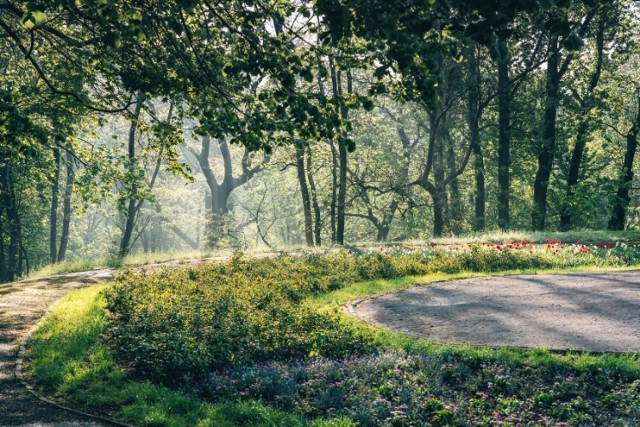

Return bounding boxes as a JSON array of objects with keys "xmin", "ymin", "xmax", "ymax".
[
  {"xmin": 24, "ymin": 228, "xmax": 640, "ymax": 280},
  {"xmin": 24, "ymin": 249, "xmax": 245, "ymax": 280},
  {"xmin": 425, "ymin": 229, "xmax": 640, "ymax": 245},
  {"xmin": 26, "ymin": 251, "xmax": 640, "ymax": 426},
  {"xmin": 26, "ymin": 285, "xmax": 353, "ymax": 427},
  {"xmin": 308, "ymin": 263, "xmax": 640, "ymax": 309}
]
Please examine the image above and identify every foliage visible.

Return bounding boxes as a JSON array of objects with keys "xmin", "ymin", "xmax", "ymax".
[
  {"xmin": 205, "ymin": 350, "xmax": 640, "ymax": 426},
  {"xmin": 104, "ymin": 246, "xmax": 640, "ymax": 387},
  {"xmin": 28, "ymin": 249, "xmax": 640, "ymax": 425},
  {"xmin": 27, "ymin": 285, "xmax": 350, "ymax": 426}
]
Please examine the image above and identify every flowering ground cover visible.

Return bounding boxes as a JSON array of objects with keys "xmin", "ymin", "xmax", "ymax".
[{"xmin": 27, "ymin": 244, "xmax": 640, "ymax": 426}]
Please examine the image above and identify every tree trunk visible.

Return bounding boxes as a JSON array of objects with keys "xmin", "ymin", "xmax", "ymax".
[
  {"xmin": 57, "ymin": 149, "xmax": 75, "ymax": 262},
  {"xmin": 0, "ymin": 207, "xmax": 5, "ymax": 282},
  {"xmin": 497, "ymin": 50, "xmax": 511, "ymax": 230},
  {"xmin": 296, "ymin": 145, "xmax": 314, "ymax": 246},
  {"xmin": 331, "ymin": 63, "xmax": 350, "ymax": 245},
  {"xmin": 467, "ymin": 47, "xmax": 485, "ymax": 231},
  {"xmin": 432, "ymin": 188, "xmax": 445, "ymax": 238},
  {"xmin": 330, "ymin": 141, "xmax": 338, "ymax": 243},
  {"xmin": 609, "ymin": 93, "xmax": 640, "ymax": 230},
  {"xmin": 306, "ymin": 146, "xmax": 322, "ymax": 245},
  {"xmin": 0, "ymin": 161, "xmax": 22, "ymax": 282},
  {"xmin": 561, "ymin": 18, "xmax": 605, "ymax": 230},
  {"xmin": 532, "ymin": 37, "xmax": 560, "ymax": 231},
  {"xmin": 49, "ymin": 147, "xmax": 60, "ymax": 264},
  {"xmin": 118, "ymin": 95, "xmax": 145, "ymax": 257},
  {"xmin": 560, "ymin": 119, "xmax": 589, "ymax": 230},
  {"xmin": 445, "ymin": 129, "xmax": 462, "ymax": 233}
]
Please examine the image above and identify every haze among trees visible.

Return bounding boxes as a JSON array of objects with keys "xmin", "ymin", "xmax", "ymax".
[{"xmin": 1, "ymin": 0, "xmax": 639, "ymax": 282}]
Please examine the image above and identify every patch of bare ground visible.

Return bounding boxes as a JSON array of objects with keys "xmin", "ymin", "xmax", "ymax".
[{"xmin": 349, "ymin": 270, "xmax": 640, "ymax": 353}]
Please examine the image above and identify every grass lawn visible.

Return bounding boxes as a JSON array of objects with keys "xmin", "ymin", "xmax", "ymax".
[{"xmin": 25, "ymin": 246, "xmax": 640, "ymax": 426}]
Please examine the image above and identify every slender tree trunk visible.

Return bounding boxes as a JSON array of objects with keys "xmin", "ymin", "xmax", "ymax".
[
  {"xmin": 434, "ymin": 142, "xmax": 448, "ymax": 235},
  {"xmin": 0, "ymin": 207, "xmax": 5, "ymax": 283},
  {"xmin": 445, "ymin": 130, "xmax": 462, "ymax": 233},
  {"xmin": 497, "ymin": 51, "xmax": 511, "ymax": 230},
  {"xmin": 331, "ymin": 63, "xmax": 350, "ymax": 245},
  {"xmin": 467, "ymin": 47, "xmax": 485, "ymax": 231},
  {"xmin": 532, "ymin": 38, "xmax": 560, "ymax": 231},
  {"xmin": 560, "ymin": 119, "xmax": 589, "ymax": 230},
  {"xmin": 330, "ymin": 141, "xmax": 338, "ymax": 243},
  {"xmin": 296, "ymin": 145, "xmax": 314, "ymax": 246},
  {"xmin": 118, "ymin": 95, "xmax": 145, "ymax": 258},
  {"xmin": 49, "ymin": 147, "xmax": 60, "ymax": 264},
  {"xmin": 561, "ymin": 18, "xmax": 605, "ymax": 230},
  {"xmin": 306, "ymin": 146, "xmax": 322, "ymax": 245},
  {"xmin": 57, "ymin": 149, "xmax": 75, "ymax": 262}
]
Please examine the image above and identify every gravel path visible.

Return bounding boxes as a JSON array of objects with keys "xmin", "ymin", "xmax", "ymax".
[
  {"xmin": 349, "ymin": 270, "xmax": 640, "ymax": 353},
  {"xmin": 0, "ymin": 271, "xmax": 113, "ymax": 427}
]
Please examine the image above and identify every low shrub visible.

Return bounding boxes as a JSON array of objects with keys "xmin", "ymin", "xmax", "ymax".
[{"xmin": 203, "ymin": 351, "xmax": 640, "ymax": 426}]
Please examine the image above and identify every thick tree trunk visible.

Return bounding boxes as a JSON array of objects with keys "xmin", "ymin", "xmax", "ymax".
[
  {"xmin": 432, "ymin": 188, "xmax": 445, "ymax": 238},
  {"xmin": 497, "ymin": 52, "xmax": 511, "ymax": 230},
  {"xmin": 194, "ymin": 136, "xmax": 262, "ymax": 248},
  {"xmin": 49, "ymin": 147, "xmax": 60, "ymax": 264},
  {"xmin": 0, "ymin": 161, "xmax": 22, "ymax": 282},
  {"xmin": 337, "ymin": 138, "xmax": 348, "ymax": 245},
  {"xmin": 57, "ymin": 149, "xmax": 75, "ymax": 262},
  {"xmin": 609, "ymin": 97, "xmax": 640, "ymax": 230},
  {"xmin": 532, "ymin": 38, "xmax": 560, "ymax": 231},
  {"xmin": 608, "ymin": 135, "xmax": 638, "ymax": 230},
  {"xmin": 296, "ymin": 145, "xmax": 314, "ymax": 246}
]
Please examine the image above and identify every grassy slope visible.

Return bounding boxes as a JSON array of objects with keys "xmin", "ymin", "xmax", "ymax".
[
  {"xmin": 27, "ymin": 263, "xmax": 640, "ymax": 426},
  {"xmin": 27, "ymin": 284, "xmax": 353, "ymax": 427},
  {"xmin": 23, "ymin": 229, "xmax": 640, "ymax": 280}
]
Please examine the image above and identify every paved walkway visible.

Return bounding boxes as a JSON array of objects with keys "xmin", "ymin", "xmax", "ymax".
[
  {"xmin": 0, "ymin": 271, "xmax": 113, "ymax": 426},
  {"xmin": 349, "ymin": 270, "xmax": 640, "ymax": 353}
]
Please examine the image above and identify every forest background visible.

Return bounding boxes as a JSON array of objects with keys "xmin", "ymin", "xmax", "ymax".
[{"xmin": 1, "ymin": 0, "xmax": 639, "ymax": 283}]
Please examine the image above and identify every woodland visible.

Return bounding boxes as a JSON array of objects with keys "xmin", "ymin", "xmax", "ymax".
[{"xmin": 1, "ymin": 0, "xmax": 640, "ymax": 282}]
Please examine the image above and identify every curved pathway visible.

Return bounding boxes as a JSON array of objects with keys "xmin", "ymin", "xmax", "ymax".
[
  {"xmin": 0, "ymin": 254, "xmax": 259, "ymax": 426},
  {"xmin": 349, "ymin": 270, "xmax": 640, "ymax": 353},
  {"xmin": 0, "ymin": 270, "xmax": 114, "ymax": 426}
]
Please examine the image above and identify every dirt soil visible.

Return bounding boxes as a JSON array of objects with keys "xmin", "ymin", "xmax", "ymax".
[
  {"xmin": 349, "ymin": 270, "xmax": 640, "ymax": 353},
  {"xmin": 0, "ymin": 270, "xmax": 113, "ymax": 426}
]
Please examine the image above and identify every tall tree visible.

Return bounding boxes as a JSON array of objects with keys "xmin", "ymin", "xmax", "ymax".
[
  {"xmin": 609, "ymin": 86, "xmax": 640, "ymax": 230},
  {"xmin": 532, "ymin": 7, "xmax": 597, "ymax": 230}
]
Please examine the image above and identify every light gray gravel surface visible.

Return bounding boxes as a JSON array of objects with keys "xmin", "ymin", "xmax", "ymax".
[{"xmin": 350, "ymin": 270, "xmax": 640, "ymax": 353}]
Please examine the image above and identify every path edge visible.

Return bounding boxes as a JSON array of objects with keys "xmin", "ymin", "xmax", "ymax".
[{"xmin": 14, "ymin": 283, "xmax": 136, "ymax": 427}]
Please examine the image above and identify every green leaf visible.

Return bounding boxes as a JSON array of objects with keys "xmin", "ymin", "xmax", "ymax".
[{"xmin": 21, "ymin": 10, "xmax": 46, "ymax": 29}]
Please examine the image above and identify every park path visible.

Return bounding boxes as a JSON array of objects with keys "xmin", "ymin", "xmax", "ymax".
[
  {"xmin": 0, "ymin": 270, "xmax": 115, "ymax": 427},
  {"xmin": 348, "ymin": 270, "xmax": 640, "ymax": 353}
]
